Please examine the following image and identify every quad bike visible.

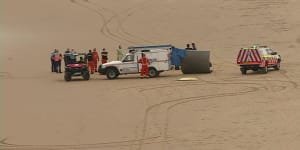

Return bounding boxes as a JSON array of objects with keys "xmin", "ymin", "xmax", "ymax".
[{"xmin": 64, "ymin": 53, "xmax": 90, "ymax": 81}]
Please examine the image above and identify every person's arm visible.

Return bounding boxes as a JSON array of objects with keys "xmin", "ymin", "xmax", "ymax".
[{"xmin": 147, "ymin": 58, "xmax": 150, "ymax": 65}]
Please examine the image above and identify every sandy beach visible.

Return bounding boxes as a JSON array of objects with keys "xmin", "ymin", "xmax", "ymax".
[{"xmin": 1, "ymin": 0, "xmax": 300, "ymax": 149}]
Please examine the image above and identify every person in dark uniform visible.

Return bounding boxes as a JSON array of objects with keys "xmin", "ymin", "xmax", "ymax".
[
  {"xmin": 185, "ymin": 44, "xmax": 193, "ymax": 50},
  {"xmin": 70, "ymin": 49, "xmax": 77, "ymax": 64},
  {"xmin": 64, "ymin": 48, "xmax": 71, "ymax": 65},
  {"xmin": 78, "ymin": 56, "xmax": 85, "ymax": 63},
  {"xmin": 101, "ymin": 48, "xmax": 108, "ymax": 64},
  {"xmin": 191, "ymin": 43, "xmax": 197, "ymax": 50}
]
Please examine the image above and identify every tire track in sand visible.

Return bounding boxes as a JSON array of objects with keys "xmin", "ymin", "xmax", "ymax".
[
  {"xmin": 158, "ymin": 72, "xmax": 297, "ymax": 148},
  {"xmin": 87, "ymin": 0, "xmax": 156, "ymax": 45},
  {"xmin": 70, "ymin": 0, "xmax": 135, "ymax": 44},
  {"xmin": 0, "ymin": 136, "xmax": 161, "ymax": 150},
  {"xmin": 0, "ymin": 72, "xmax": 11, "ymax": 79},
  {"xmin": 135, "ymin": 72, "xmax": 297, "ymax": 149},
  {"xmin": 136, "ymin": 81, "xmax": 264, "ymax": 150},
  {"xmin": 71, "ymin": 0, "xmax": 155, "ymax": 45}
]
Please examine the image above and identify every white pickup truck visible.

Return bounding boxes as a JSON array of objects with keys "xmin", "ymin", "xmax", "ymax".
[{"xmin": 98, "ymin": 49, "xmax": 171, "ymax": 79}]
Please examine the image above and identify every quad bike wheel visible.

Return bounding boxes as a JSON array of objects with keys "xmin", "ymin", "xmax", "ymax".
[
  {"xmin": 64, "ymin": 72, "xmax": 72, "ymax": 81},
  {"xmin": 82, "ymin": 71, "xmax": 90, "ymax": 80}
]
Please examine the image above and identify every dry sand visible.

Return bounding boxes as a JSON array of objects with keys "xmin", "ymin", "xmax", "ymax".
[{"xmin": 1, "ymin": 0, "xmax": 300, "ymax": 149}]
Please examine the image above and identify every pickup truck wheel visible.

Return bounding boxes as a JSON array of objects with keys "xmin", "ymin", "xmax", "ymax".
[
  {"xmin": 274, "ymin": 63, "xmax": 280, "ymax": 70},
  {"xmin": 149, "ymin": 68, "xmax": 158, "ymax": 78},
  {"xmin": 64, "ymin": 72, "xmax": 72, "ymax": 81},
  {"xmin": 106, "ymin": 68, "xmax": 118, "ymax": 79}
]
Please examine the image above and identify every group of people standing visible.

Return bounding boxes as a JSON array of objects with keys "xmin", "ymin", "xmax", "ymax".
[
  {"xmin": 51, "ymin": 43, "xmax": 198, "ymax": 76},
  {"xmin": 86, "ymin": 48, "xmax": 108, "ymax": 74},
  {"xmin": 50, "ymin": 48, "xmax": 109, "ymax": 74},
  {"xmin": 185, "ymin": 43, "xmax": 197, "ymax": 50}
]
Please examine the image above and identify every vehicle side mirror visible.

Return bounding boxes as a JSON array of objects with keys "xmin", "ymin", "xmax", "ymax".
[{"xmin": 271, "ymin": 52, "xmax": 277, "ymax": 55}]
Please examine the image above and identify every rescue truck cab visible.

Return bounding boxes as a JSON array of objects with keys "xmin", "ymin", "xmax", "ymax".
[
  {"xmin": 98, "ymin": 49, "xmax": 171, "ymax": 79},
  {"xmin": 237, "ymin": 45, "xmax": 281, "ymax": 74}
]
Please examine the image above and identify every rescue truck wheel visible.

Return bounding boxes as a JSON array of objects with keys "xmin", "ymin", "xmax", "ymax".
[
  {"xmin": 274, "ymin": 63, "xmax": 280, "ymax": 70},
  {"xmin": 209, "ymin": 62, "xmax": 213, "ymax": 73},
  {"xmin": 149, "ymin": 67, "xmax": 158, "ymax": 78},
  {"xmin": 82, "ymin": 71, "xmax": 90, "ymax": 80},
  {"xmin": 240, "ymin": 68, "xmax": 247, "ymax": 74},
  {"xmin": 106, "ymin": 68, "xmax": 118, "ymax": 79},
  {"xmin": 64, "ymin": 72, "xmax": 72, "ymax": 81},
  {"xmin": 261, "ymin": 65, "xmax": 268, "ymax": 74}
]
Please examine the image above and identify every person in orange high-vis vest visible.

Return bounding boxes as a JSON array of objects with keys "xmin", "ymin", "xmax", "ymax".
[
  {"xmin": 53, "ymin": 52, "xmax": 62, "ymax": 73},
  {"xmin": 92, "ymin": 48, "xmax": 99, "ymax": 72},
  {"xmin": 138, "ymin": 53, "xmax": 150, "ymax": 78}
]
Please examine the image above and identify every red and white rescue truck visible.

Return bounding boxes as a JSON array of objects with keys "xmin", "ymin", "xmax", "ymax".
[{"xmin": 236, "ymin": 45, "xmax": 281, "ymax": 74}]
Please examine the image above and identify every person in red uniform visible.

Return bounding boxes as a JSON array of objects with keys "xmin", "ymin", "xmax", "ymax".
[
  {"xmin": 92, "ymin": 48, "xmax": 99, "ymax": 72},
  {"xmin": 138, "ymin": 53, "xmax": 150, "ymax": 78},
  {"xmin": 87, "ymin": 50, "xmax": 94, "ymax": 74},
  {"xmin": 101, "ymin": 48, "xmax": 108, "ymax": 64}
]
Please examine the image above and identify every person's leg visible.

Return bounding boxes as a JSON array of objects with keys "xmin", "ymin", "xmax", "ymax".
[
  {"xmin": 91, "ymin": 62, "xmax": 94, "ymax": 74},
  {"xmin": 51, "ymin": 59, "xmax": 55, "ymax": 72},
  {"xmin": 58, "ymin": 61, "xmax": 62, "ymax": 73},
  {"xmin": 88, "ymin": 61, "xmax": 94, "ymax": 74},
  {"xmin": 140, "ymin": 66, "xmax": 145, "ymax": 78},
  {"xmin": 88, "ymin": 61, "xmax": 92, "ymax": 73},
  {"xmin": 141, "ymin": 66, "xmax": 147, "ymax": 78},
  {"xmin": 145, "ymin": 66, "xmax": 149, "ymax": 77},
  {"xmin": 54, "ymin": 61, "xmax": 58, "ymax": 73},
  {"xmin": 94, "ymin": 60, "xmax": 98, "ymax": 72}
]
